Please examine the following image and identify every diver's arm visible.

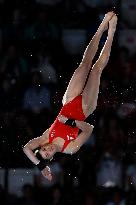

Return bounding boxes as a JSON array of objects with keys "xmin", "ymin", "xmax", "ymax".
[
  {"xmin": 69, "ymin": 121, "xmax": 94, "ymax": 153},
  {"xmin": 23, "ymin": 137, "xmax": 41, "ymax": 165},
  {"xmin": 23, "ymin": 129, "xmax": 49, "ymax": 165}
]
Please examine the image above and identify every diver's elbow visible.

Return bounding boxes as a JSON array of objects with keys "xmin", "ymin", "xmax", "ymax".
[{"xmin": 23, "ymin": 145, "xmax": 28, "ymax": 154}]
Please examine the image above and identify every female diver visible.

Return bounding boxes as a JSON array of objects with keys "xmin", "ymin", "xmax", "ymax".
[{"xmin": 23, "ymin": 12, "xmax": 117, "ymax": 181}]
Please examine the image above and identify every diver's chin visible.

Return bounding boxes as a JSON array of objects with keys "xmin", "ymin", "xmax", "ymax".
[{"xmin": 51, "ymin": 144, "xmax": 56, "ymax": 151}]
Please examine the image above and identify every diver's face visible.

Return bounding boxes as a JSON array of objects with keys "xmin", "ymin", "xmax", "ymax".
[{"xmin": 39, "ymin": 144, "xmax": 56, "ymax": 159}]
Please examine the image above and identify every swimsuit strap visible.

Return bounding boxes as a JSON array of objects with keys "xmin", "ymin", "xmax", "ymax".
[
  {"xmin": 49, "ymin": 131, "xmax": 71, "ymax": 153},
  {"xmin": 61, "ymin": 140, "xmax": 70, "ymax": 153},
  {"xmin": 61, "ymin": 134, "xmax": 75, "ymax": 152}
]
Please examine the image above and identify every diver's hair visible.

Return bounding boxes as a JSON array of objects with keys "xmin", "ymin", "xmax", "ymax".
[
  {"xmin": 34, "ymin": 148, "xmax": 43, "ymax": 161},
  {"xmin": 34, "ymin": 149, "xmax": 50, "ymax": 171}
]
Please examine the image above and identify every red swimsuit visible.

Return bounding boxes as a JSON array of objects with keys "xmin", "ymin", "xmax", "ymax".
[{"xmin": 49, "ymin": 95, "xmax": 86, "ymax": 152}]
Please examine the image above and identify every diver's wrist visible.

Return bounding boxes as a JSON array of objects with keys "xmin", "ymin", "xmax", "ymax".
[
  {"xmin": 58, "ymin": 115, "xmax": 68, "ymax": 123},
  {"xmin": 65, "ymin": 119, "xmax": 76, "ymax": 127}
]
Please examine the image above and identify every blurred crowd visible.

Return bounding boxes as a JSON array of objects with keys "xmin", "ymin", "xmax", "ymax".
[{"xmin": 0, "ymin": 0, "xmax": 136, "ymax": 204}]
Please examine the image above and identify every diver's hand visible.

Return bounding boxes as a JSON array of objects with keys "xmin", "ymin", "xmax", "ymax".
[
  {"xmin": 41, "ymin": 166, "xmax": 52, "ymax": 181},
  {"xmin": 58, "ymin": 115, "xmax": 76, "ymax": 127},
  {"xmin": 58, "ymin": 115, "xmax": 68, "ymax": 123}
]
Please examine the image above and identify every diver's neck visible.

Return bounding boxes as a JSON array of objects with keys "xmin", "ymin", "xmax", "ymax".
[{"xmin": 54, "ymin": 143, "xmax": 62, "ymax": 153}]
